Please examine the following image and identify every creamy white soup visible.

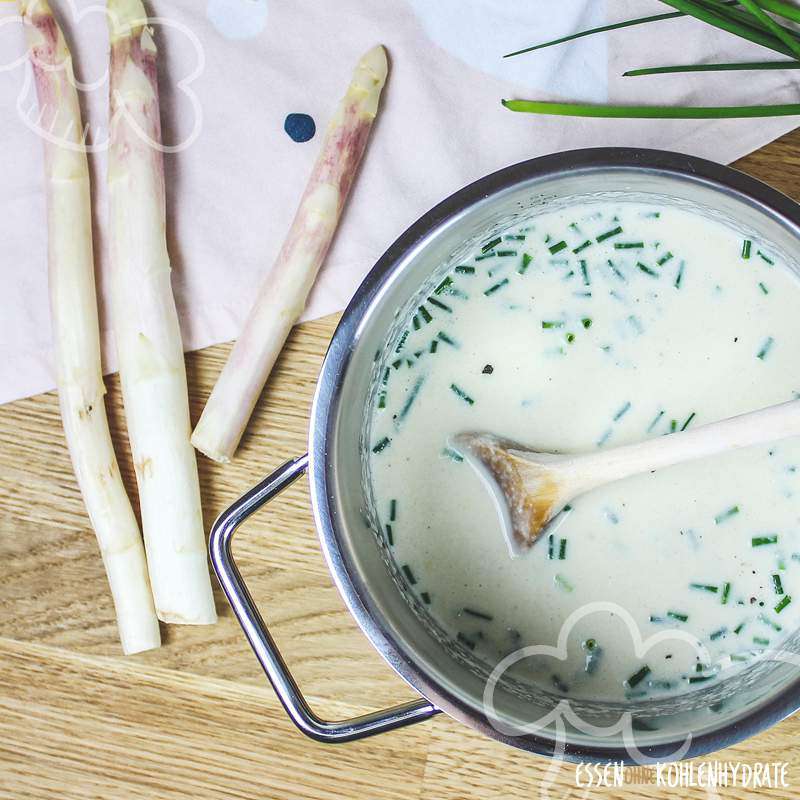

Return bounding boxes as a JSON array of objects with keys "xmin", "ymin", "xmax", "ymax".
[{"xmin": 367, "ymin": 201, "xmax": 800, "ymax": 702}]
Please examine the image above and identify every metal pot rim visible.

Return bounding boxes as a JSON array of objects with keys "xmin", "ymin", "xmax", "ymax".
[{"xmin": 308, "ymin": 146, "xmax": 800, "ymax": 761}]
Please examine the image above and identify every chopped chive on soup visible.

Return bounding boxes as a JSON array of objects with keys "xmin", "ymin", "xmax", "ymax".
[{"xmin": 368, "ymin": 201, "xmax": 800, "ymax": 702}]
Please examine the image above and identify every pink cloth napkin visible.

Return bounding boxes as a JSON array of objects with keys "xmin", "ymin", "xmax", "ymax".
[{"xmin": 1, "ymin": 0, "xmax": 798, "ymax": 404}]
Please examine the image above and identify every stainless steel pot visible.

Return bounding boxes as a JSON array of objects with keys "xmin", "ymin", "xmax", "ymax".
[{"xmin": 210, "ymin": 148, "xmax": 800, "ymax": 763}]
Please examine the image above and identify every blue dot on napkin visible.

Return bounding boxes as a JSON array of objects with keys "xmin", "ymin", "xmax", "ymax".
[{"xmin": 284, "ymin": 113, "xmax": 316, "ymax": 143}]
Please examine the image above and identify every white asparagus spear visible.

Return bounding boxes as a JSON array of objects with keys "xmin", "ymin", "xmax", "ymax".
[
  {"xmin": 20, "ymin": 0, "xmax": 160, "ymax": 653},
  {"xmin": 107, "ymin": 0, "xmax": 216, "ymax": 624},
  {"xmin": 455, "ymin": 399, "xmax": 800, "ymax": 557},
  {"xmin": 191, "ymin": 46, "xmax": 389, "ymax": 463}
]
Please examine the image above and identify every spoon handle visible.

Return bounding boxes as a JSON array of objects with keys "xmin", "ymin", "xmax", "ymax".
[{"xmin": 573, "ymin": 399, "xmax": 800, "ymax": 491}]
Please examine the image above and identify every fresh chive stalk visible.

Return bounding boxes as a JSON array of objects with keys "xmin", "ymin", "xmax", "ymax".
[
  {"xmin": 758, "ymin": 250, "xmax": 775, "ymax": 264},
  {"xmin": 614, "ymin": 401, "xmax": 631, "ymax": 421},
  {"xmin": 625, "ymin": 665, "xmax": 651, "ymax": 689},
  {"xmin": 372, "ymin": 437, "xmax": 391, "ymax": 454},
  {"xmin": 597, "ymin": 226, "xmax": 623, "ymax": 243},
  {"xmin": 503, "ymin": 0, "xmax": 800, "ymax": 120},
  {"xmin": 398, "ymin": 376, "xmax": 425, "ymax": 421},
  {"xmin": 502, "ymin": 10, "xmax": 685, "ymax": 59},
  {"xmin": 757, "ymin": 336, "xmax": 775, "ymax": 360},
  {"xmin": 625, "ymin": 60, "xmax": 800, "ymax": 77},
  {"xmin": 441, "ymin": 446, "xmax": 464, "ymax": 463},
  {"xmin": 401, "ymin": 564, "xmax": 417, "ymax": 585},
  {"xmin": 637, "ymin": 261, "xmax": 659, "ymax": 277},
  {"xmin": 484, "ymin": 278, "xmax": 509, "ymax": 296},
  {"xmin": 754, "ymin": 0, "xmax": 800, "ymax": 24},
  {"xmin": 714, "ymin": 505, "xmax": 739, "ymax": 524},
  {"xmin": 434, "ymin": 277, "xmax": 453, "ymax": 295},
  {"xmin": 690, "ymin": 582, "xmax": 719, "ymax": 593},
  {"xmin": 463, "ymin": 607, "xmax": 493, "ymax": 621},
  {"xmin": 738, "ymin": 0, "xmax": 800, "ymax": 60},
  {"xmin": 501, "ymin": 99, "xmax": 800, "ymax": 119},
  {"xmin": 450, "ymin": 383, "xmax": 475, "ymax": 405},
  {"xmin": 428, "ymin": 297, "xmax": 452, "ymax": 313},
  {"xmin": 647, "ymin": 410, "xmax": 665, "ymax": 432},
  {"xmin": 674, "ymin": 261, "xmax": 685, "ymax": 288},
  {"xmin": 657, "ymin": 0, "xmax": 799, "ymax": 58},
  {"xmin": 752, "ymin": 535, "xmax": 778, "ymax": 546}
]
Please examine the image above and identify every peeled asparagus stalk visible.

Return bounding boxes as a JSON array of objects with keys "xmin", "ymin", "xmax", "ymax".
[
  {"xmin": 107, "ymin": 0, "xmax": 216, "ymax": 624},
  {"xmin": 191, "ymin": 46, "xmax": 389, "ymax": 463},
  {"xmin": 21, "ymin": 0, "xmax": 160, "ymax": 653}
]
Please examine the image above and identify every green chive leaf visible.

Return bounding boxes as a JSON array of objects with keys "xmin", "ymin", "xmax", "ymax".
[
  {"xmin": 752, "ymin": 535, "xmax": 778, "ymax": 546},
  {"xmin": 625, "ymin": 665, "xmax": 651, "ymax": 689},
  {"xmin": 714, "ymin": 505, "xmax": 739, "ymax": 524},
  {"xmin": 450, "ymin": 383, "xmax": 475, "ymax": 405},
  {"xmin": 501, "ymin": 99, "xmax": 800, "ymax": 119}
]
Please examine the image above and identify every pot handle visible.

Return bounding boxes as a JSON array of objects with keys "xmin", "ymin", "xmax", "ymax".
[{"xmin": 209, "ymin": 454, "xmax": 440, "ymax": 743}]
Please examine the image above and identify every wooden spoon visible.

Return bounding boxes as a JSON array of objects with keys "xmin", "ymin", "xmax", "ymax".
[{"xmin": 453, "ymin": 399, "xmax": 800, "ymax": 557}]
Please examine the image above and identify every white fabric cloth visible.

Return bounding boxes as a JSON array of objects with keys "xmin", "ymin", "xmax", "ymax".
[{"xmin": 1, "ymin": 0, "xmax": 798, "ymax": 404}]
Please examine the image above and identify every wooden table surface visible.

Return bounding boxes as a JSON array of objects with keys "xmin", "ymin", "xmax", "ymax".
[{"xmin": 4, "ymin": 134, "xmax": 800, "ymax": 799}]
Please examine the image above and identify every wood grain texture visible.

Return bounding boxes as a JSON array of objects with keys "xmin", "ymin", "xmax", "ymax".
[{"xmin": 3, "ymin": 132, "xmax": 800, "ymax": 798}]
